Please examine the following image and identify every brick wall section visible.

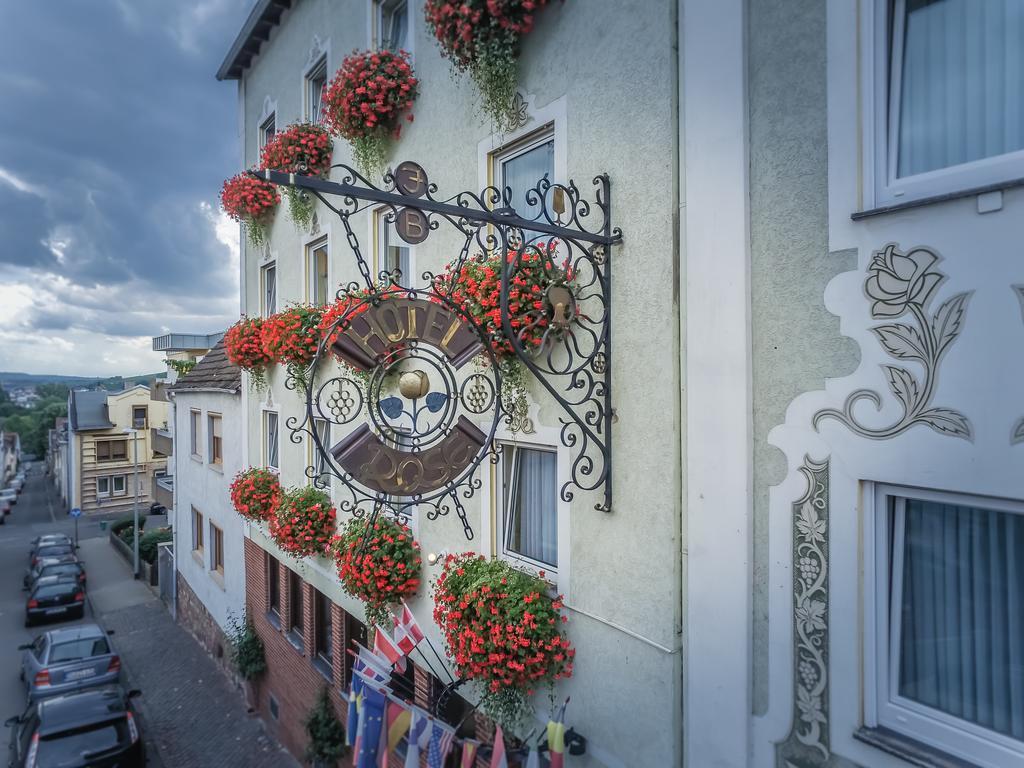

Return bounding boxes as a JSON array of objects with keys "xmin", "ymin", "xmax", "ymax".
[{"xmin": 176, "ymin": 572, "xmax": 234, "ymax": 679}]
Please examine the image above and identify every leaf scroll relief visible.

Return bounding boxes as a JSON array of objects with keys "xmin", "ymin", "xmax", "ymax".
[{"xmin": 813, "ymin": 244, "xmax": 973, "ymax": 441}]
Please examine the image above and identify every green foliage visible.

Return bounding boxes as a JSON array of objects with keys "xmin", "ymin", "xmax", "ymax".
[
  {"xmin": 118, "ymin": 525, "xmax": 136, "ymax": 548},
  {"xmin": 304, "ymin": 686, "xmax": 347, "ymax": 763},
  {"xmin": 110, "ymin": 516, "xmax": 135, "ymax": 535},
  {"xmin": 167, "ymin": 359, "xmax": 196, "ymax": 376},
  {"xmin": 227, "ymin": 613, "xmax": 267, "ymax": 681},
  {"xmin": 138, "ymin": 527, "xmax": 172, "ymax": 564}
]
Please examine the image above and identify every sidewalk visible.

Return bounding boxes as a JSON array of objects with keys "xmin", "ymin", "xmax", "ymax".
[{"xmin": 81, "ymin": 538, "xmax": 298, "ymax": 768}]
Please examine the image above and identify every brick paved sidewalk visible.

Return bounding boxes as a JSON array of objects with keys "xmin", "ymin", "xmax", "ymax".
[{"xmin": 100, "ymin": 599, "xmax": 299, "ymax": 768}]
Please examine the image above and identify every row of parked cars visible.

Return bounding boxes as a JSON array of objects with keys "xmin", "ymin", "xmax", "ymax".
[
  {"xmin": 7, "ymin": 531, "xmax": 146, "ymax": 767},
  {"xmin": 1, "ymin": 469, "xmax": 26, "ymax": 522}
]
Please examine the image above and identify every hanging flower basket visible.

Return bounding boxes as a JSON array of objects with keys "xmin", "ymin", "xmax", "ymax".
[
  {"xmin": 259, "ymin": 123, "xmax": 333, "ymax": 232},
  {"xmin": 433, "ymin": 244, "xmax": 573, "ymax": 425},
  {"xmin": 332, "ymin": 516, "xmax": 422, "ymax": 629},
  {"xmin": 221, "ymin": 173, "xmax": 279, "ymax": 249},
  {"xmin": 262, "ymin": 305, "xmax": 324, "ymax": 392},
  {"xmin": 321, "ymin": 49, "xmax": 419, "ymax": 177},
  {"xmin": 433, "ymin": 553, "xmax": 574, "ymax": 728},
  {"xmin": 225, "ymin": 316, "xmax": 275, "ymax": 391},
  {"xmin": 269, "ymin": 486, "xmax": 337, "ymax": 558},
  {"xmin": 229, "ymin": 467, "xmax": 283, "ymax": 522},
  {"xmin": 424, "ymin": 0, "xmax": 553, "ymax": 130}
]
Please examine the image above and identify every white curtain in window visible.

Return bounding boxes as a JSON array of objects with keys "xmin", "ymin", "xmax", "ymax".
[
  {"xmin": 507, "ymin": 447, "xmax": 557, "ymax": 567},
  {"xmin": 501, "ymin": 140, "xmax": 554, "ymax": 229},
  {"xmin": 897, "ymin": 500, "xmax": 1024, "ymax": 740},
  {"xmin": 266, "ymin": 413, "xmax": 279, "ymax": 468},
  {"xmin": 897, "ymin": 0, "xmax": 1024, "ymax": 177}
]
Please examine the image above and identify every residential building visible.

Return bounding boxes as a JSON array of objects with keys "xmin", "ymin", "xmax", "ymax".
[
  {"xmin": 65, "ymin": 386, "xmax": 169, "ymax": 517},
  {"xmin": 46, "ymin": 416, "xmax": 67, "ymax": 487},
  {"xmin": 218, "ymin": 0, "xmax": 681, "ymax": 764},
  {"xmin": 1, "ymin": 431, "xmax": 21, "ymax": 485}
]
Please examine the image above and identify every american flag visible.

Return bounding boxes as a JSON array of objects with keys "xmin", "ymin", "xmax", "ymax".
[{"xmin": 426, "ymin": 722, "xmax": 455, "ymax": 768}]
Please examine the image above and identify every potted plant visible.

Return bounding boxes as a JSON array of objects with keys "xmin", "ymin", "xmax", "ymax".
[
  {"xmin": 230, "ymin": 467, "xmax": 283, "ymax": 523},
  {"xmin": 227, "ymin": 613, "xmax": 267, "ymax": 711},
  {"xmin": 262, "ymin": 304, "xmax": 324, "ymax": 392},
  {"xmin": 305, "ymin": 686, "xmax": 347, "ymax": 767},
  {"xmin": 259, "ymin": 122, "xmax": 333, "ymax": 231},
  {"xmin": 320, "ymin": 49, "xmax": 419, "ymax": 177},
  {"xmin": 269, "ymin": 486, "xmax": 337, "ymax": 558},
  {"xmin": 224, "ymin": 316, "xmax": 275, "ymax": 391},
  {"xmin": 424, "ymin": 0, "xmax": 554, "ymax": 130},
  {"xmin": 332, "ymin": 516, "xmax": 421, "ymax": 630},
  {"xmin": 433, "ymin": 553, "xmax": 574, "ymax": 730},
  {"xmin": 220, "ymin": 173, "xmax": 280, "ymax": 249}
]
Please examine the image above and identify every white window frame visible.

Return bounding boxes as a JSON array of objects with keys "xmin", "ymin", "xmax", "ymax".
[
  {"xmin": 865, "ymin": 0, "xmax": 1024, "ymax": 208},
  {"xmin": 303, "ymin": 51, "xmax": 329, "ymax": 124},
  {"xmin": 864, "ymin": 482, "xmax": 1024, "ymax": 767},
  {"xmin": 207, "ymin": 413, "xmax": 223, "ymax": 467},
  {"xmin": 96, "ymin": 477, "xmax": 110, "ymax": 498},
  {"xmin": 260, "ymin": 261, "xmax": 277, "ymax": 317},
  {"xmin": 189, "ymin": 409, "xmax": 202, "ymax": 460},
  {"xmin": 371, "ymin": 206, "xmax": 416, "ymax": 286},
  {"xmin": 263, "ymin": 410, "xmax": 280, "ymax": 470},
  {"xmin": 370, "ymin": 0, "xmax": 413, "ymax": 57},
  {"xmin": 496, "ymin": 441, "xmax": 560, "ymax": 577},
  {"xmin": 305, "ymin": 234, "xmax": 331, "ymax": 306},
  {"xmin": 111, "ymin": 475, "xmax": 127, "ymax": 497},
  {"xmin": 311, "ymin": 417, "xmax": 330, "ymax": 480},
  {"xmin": 259, "ymin": 112, "xmax": 276, "ymax": 150}
]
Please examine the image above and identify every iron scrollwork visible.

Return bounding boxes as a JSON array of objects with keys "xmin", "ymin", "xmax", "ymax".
[{"xmin": 257, "ymin": 159, "xmax": 620, "ymax": 535}]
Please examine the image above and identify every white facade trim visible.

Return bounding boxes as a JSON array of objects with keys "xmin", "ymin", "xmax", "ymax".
[
  {"xmin": 682, "ymin": 1, "xmax": 753, "ymax": 766},
  {"xmin": 476, "ymin": 93, "xmax": 568, "ymax": 193}
]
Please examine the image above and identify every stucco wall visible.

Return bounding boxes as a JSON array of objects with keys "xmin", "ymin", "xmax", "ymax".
[{"xmin": 232, "ymin": 0, "xmax": 682, "ymax": 765}]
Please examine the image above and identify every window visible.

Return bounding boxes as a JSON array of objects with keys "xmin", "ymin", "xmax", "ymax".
[
  {"xmin": 267, "ymin": 553, "xmax": 281, "ymax": 619},
  {"xmin": 95, "ymin": 440, "xmax": 128, "ymax": 462},
  {"xmin": 190, "ymin": 410, "xmax": 201, "ymax": 458},
  {"xmin": 312, "ymin": 418, "xmax": 330, "ymax": 479},
  {"xmin": 264, "ymin": 411, "xmax": 279, "ymax": 469},
  {"xmin": 873, "ymin": 0, "xmax": 1024, "ymax": 205},
  {"xmin": 499, "ymin": 443, "xmax": 558, "ymax": 571},
  {"xmin": 374, "ymin": 0, "xmax": 410, "ymax": 53},
  {"xmin": 307, "ymin": 237, "xmax": 330, "ymax": 306},
  {"xmin": 288, "ymin": 569, "xmax": 304, "ymax": 638},
  {"xmin": 313, "ymin": 589, "xmax": 333, "ymax": 678},
  {"xmin": 210, "ymin": 523, "xmax": 224, "ymax": 575},
  {"xmin": 869, "ymin": 485, "xmax": 1024, "ymax": 765},
  {"xmin": 376, "ymin": 208, "xmax": 411, "ymax": 283},
  {"xmin": 494, "ymin": 130, "xmax": 555, "ymax": 244},
  {"xmin": 344, "ymin": 613, "xmax": 368, "ymax": 687},
  {"xmin": 208, "ymin": 414, "xmax": 223, "ymax": 466},
  {"xmin": 305, "ymin": 55, "xmax": 328, "ymax": 123},
  {"xmin": 96, "ymin": 477, "xmax": 110, "ymax": 498},
  {"xmin": 261, "ymin": 262, "xmax": 277, "ymax": 317},
  {"xmin": 191, "ymin": 507, "xmax": 204, "ymax": 553},
  {"xmin": 259, "ymin": 112, "xmax": 276, "ymax": 148},
  {"xmin": 132, "ymin": 406, "xmax": 147, "ymax": 429},
  {"xmin": 111, "ymin": 475, "xmax": 126, "ymax": 497}
]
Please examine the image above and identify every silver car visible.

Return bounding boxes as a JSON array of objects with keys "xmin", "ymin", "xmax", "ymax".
[{"xmin": 19, "ymin": 624, "xmax": 121, "ymax": 702}]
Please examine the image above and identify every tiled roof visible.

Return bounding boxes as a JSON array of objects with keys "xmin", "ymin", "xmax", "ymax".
[
  {"xmin": 170, "ymin": 339, "xmax": 241, "ymax": 394},
  {"xmin": 68, "ymin": 390, "xmax": 113, "ymax": 431}
]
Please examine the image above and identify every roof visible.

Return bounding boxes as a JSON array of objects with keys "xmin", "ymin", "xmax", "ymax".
[
  {"xmin": 216, "ymin": 0, "xmax": 295, "ymax": 81},
  {"xmin": 152, "ymin": 331, "xmax": 224, "ymax": 352},
  {"xmin": 38, "ymin": 686, "xmax": 126, "ymax": 733},
  {"xmin": 45, "ymin": 623, "xmax": 106, "ymax": 643},
  {"xmin": 169, "ymin": 338, "xmax": 241, "ymax": 393},
  {"xmin": 68, "ymin": 389, "xmax": 113, "ymax": 431}
]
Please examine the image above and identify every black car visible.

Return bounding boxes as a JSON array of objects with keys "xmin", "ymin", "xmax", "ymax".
[
  {"xmin": 23, "ymin": 557, "xmax": 78, "ymax": 591},
  {"xmin": 25, "ymin": 562, "xmax": 86, "ymax": 593},
  {"xmin": 26, "ymin": 580, "xmax": 85, "ymax": 627},
  {"xmin": 28, "ymin": 535, "xmax": 73, "ymax": 561},
  {"xmin": 29, "ymin": 545, "xmax": 75, "ymax": 569},
  {"xmin": 5, "ymin": 686, "xmax": 143, "ymax": 768}
]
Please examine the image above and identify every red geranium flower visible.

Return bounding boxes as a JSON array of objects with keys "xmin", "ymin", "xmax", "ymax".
[
  {"xmin": 229, "ymin": 467, "xmax": 282, "ymax": 522},
  {"xmin": 269, "ymin": 486, "xmax": 336, "ymax": 558}
]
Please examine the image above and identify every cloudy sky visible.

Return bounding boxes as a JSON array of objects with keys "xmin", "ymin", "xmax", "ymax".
[{"xmin": 0, "ymin": 0, "xmax": 250, "ymax": 377}]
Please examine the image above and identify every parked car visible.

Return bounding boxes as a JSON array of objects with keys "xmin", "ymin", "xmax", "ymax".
[
  {"xmin": 28, "ymin": 535, "xmax": 74, "ymax": 562},
  {"xmin": 0, "ymin": 498, "xmax": 9, "ymax": 523},
  {"xmin": 29, "ymin": 544, "xmax": 75, "ymax": 569},
  {"xmin": 25, "ymin": 562, "xmax": 86, "ymax": 593},
  {"xmin": 25, "ymin": 580, "xmax": 85, "ymax": 627},
  {"xmin": 5, "ymin": 686, "xmax": 142, "ymax": 767},
  {"xmin": 19, "ymin": 625, "xmax": 120, "ymax": 702},
  {"xmin": 0, "ymin": 489, "xmax": 16, "ymax": 509},
  {"xmin": 23, "ymin": 557, "xmax": 78, "ymax": 590}
]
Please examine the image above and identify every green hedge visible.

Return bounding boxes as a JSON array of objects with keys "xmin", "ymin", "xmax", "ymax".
[
  {"xmin": 138, "ymin": 527, "xmax": 172, "ymax": 564},
  {"xmin": 110, "ymin": 516, "xmax": 135, "ymax": 535}
]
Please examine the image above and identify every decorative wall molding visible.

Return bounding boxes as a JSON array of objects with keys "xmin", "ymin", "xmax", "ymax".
[
  {"xmin": 507, "ymin": 91, "xmax": 531, "ymax": 131},
  {"xmin": 813, "ymin": 245, "xmax": 973, "ymax": 441},
  {"xmin": 306, "ymin": 34, "xmax": 326, "ymax": 68},
  {"xmin": 1011, "ymin": 285, "xmax": 1024, "ymax": 444},
  {"xmin": 775, "ymin": 457, "xmax": 859, "ymax": 768}
]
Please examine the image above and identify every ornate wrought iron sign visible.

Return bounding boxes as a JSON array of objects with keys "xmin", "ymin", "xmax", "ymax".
[{"xmin": 257, "ymin": 160, "xmax": 620, "ymax": 539}]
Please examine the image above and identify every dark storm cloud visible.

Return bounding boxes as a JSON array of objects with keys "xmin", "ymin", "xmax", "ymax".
[{"xmin": 0, "ymin": 0, "xmax": 246, "ymax": 343}]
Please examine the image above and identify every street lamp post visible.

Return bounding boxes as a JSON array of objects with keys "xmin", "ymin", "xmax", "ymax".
[{"xmin": 124, "ymin": 428, "xmax": 141, "ymax": 579}]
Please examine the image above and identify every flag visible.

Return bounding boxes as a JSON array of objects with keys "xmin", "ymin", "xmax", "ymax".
[
  {"xmin": 346, "ymin": 673, "xmax": 364, "ymax": 747},
  {"xmin": 354, "ymin": 644, "xmax": 393, "ymax": 682},
  {"xmin": 460, "ymin": 739, "xmax": 480, "ymax": 768},
  {"xmin": 381, "ymin": 699, "xmax": 411, "ymax": 766},
  {"xmin": 394, "ymin": 601, "xmax": 425, "ymax": 654},
  {"xmin": 403, "ymin": 709, "xmax": 430, "ymax": 768},
  {"xmin": 547, "ymin": 710, "xmax": 566, "ymax": 768},
  {"xmin": 489, "ymin": 725, "xmax": 508, "ymax": 768},
  {"xmin": 523, "ymin": 745, "xmax": 540, "ymax": 768},
  {"xmin": 356, "ymin": 685, "xmax": 387, "ymax": 768},
  {"xmin": 426, "ymin": 721, "xmax": 455, "ymax": 768},
  {"xmin": 374, "ymin": 625, "xmax": 404, "ymax": 667}
]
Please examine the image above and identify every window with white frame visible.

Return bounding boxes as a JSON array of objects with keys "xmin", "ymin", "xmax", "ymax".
[
  {"xmin": 261, "ymin": 262, "xmax": 277, "ymax": 317},
  {"xmin": 207, "ymin": 413, "xmax": 223, "ymax": 466},
  {"xmin": 96, "ymin": 477, "xmax": 110, "ymax": 498},
  {"xmin": 259, "ymin": 112, "xmax": 276, "ymax": 149},
  {"xmin": 374, "ymin": 0, "xmax": 410, "ymax": 53},
  {"xmin": 869, "ymin": 484, "xmax": 1024, "ymax": 765},
  {"xmin": 264, "ymin": 411, "xmax": 279, "ymax": 470},
  {"xmin": 312, "ymin": 418, "xmax": 330, "ymax": 479},
  {"xmin": 111, "ymin": 475, "xmax": 127, "ymax": 497},
  {"xmin": 375, "ymin": 208, "xmax": 411, "ymax": 282},
  {"xmin": 307, "ymin": 237, "xmax": 330, "ymax": 306},
  {"xmin": 493, "ymin": 129, "xmax": 555, "ymax": 244},
  {"xmin": 189, "ymin": 409, "xmax": 201, "ymax": 458},
  {"xmin": 872, "ymin": 0, "xmax": 1024, "ymax": 205},
  {"xmin": 498, "ymin": 442, "xmax": 558, "ymax": 573},
  {"xmin": 305, "ymin": 55, "xmax": 328, "ymax": 123}
]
